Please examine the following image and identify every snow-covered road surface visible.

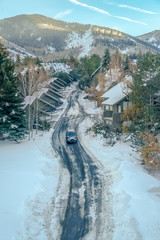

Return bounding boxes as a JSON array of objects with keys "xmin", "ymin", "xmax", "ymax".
[{"xmin": 52, "ymin": 91, "xmax": 104, "ymax": 239}]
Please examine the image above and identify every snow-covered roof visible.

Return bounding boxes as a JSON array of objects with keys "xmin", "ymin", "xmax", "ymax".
[
  {"xmin": 102, "ymin": 82, "xmax": 127, "ymax": 105},
  {"xmin": 42, "ymin": 63, "xmax": 71, "ymax": 73},
  {"xmin": 23, "ymin": 88, "xmax": 48, "ymax": 108},
  {"xmin": 23, "ymin": 78, "xmax": 55, "ymax": 108}
]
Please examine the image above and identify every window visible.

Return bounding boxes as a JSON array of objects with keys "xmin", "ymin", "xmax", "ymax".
[
  {"xmin": 118, "ymin": 105, "xmax": 121, "ymax": 113},
  {"xmin": 105, "ymin": 120, "xmax": 112, "ymax": 125},
  {"xmin": 123, "ymin": 101, "xmax": 132, "ymax": 110},
  {"xmin": 105, "ymin": 105, "xmax": 113, "ymax": 110},
  {"xmin": 123, "ymin": 102, "xmax": 128, "ymax": 110}
]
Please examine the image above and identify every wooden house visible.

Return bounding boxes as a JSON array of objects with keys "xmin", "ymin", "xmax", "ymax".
[{"xmin": 101, "ymin": 82, "xmax": 132, "ymax": 131}]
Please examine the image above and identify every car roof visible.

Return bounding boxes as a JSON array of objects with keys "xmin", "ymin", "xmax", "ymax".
[
  {"xmin": 66, "ymin": 130, "xmax": 76, "ymax": 134},
  {"xmin": 67, "ymin": 129, "xmax": 75, "ymax": 132}
]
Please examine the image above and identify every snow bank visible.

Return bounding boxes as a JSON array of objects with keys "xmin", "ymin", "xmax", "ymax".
[
  {"xmin": 0, "ymin": 83, "xmax": 76, "ymax": 240},
  {"xmin": 79, "ymin": 92, "xmax": 103, "ymax": 116},
  {"xmin": 0, "ymin": 131, "xmax": 60, "ymax": 240},
  {"xmin": 78, "ymin": 95, "xmax": 160, "ymax": 240}
]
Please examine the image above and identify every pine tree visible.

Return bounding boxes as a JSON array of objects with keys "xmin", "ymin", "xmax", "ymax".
[
  {"xmin": 101, "ymin": 48, "xmax": 111, "ymax": 71},
  {"xmin": 123, "ymin": 52, "xmax": 160, "ymax": 145},
  {"xmin": 0, "ymin": 42, "xmax": 27, "ymax": 141},
  {"xmin": 15, "ymin": 54, "xmax": 21, "ymax": 67},
  {"xmin": 124, "ymin": 55, "xmax": 130, "ymax": 73}
]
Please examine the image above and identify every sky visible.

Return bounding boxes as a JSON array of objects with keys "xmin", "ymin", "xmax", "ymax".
[{"xmin": 0, "ymin": 0, "xmax": 160, "ymax": 36}]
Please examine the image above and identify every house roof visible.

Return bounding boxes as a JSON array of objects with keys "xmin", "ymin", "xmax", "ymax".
[{"xmin": 102, "ymin": 82, "xmax": 127, "ymax": 105}]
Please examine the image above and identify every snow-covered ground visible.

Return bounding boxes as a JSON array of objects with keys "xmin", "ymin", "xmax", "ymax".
[
  {"xmin": 78, "ymin": 92, "xmax": 160, "ymax": 240},
  {"xmin": 0, "ymin": 84, "xmax": 74, "ymax": 240},
  {"xmin": 1, "ymin": 88, "xmax": 160, "ymax": 240},
  {"xmin": 0, "ymin": 131, "xmax": 60, "ymax": 240}
]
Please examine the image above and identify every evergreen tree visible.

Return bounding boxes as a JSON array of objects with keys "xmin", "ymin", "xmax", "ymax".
[
  {"xmin": 101, "ymin": 48, "xmax": 111, "ymax": 70},
  {"xmin": 80, "ymin": 54, "xmax": 101, "ymax": 76},
  {"xmin": 0, "ymin": 42, "xmax": 27, "ymax": 141},
  {"xmin": 122, "ymin": 52, "xmax": 160, "ymax": 166},
  {"xmin": 15, "ymin": 54, "xmax": 21, "ymax": 67},
  {"xmin": 124, "ymin": 55, "xmax": 130, "ymax": 73},
  {"xmin": 127, "ymin": 53, "xmax": 160, "ymax": 135},
  {"xmin": 78, "ymin": 54, "xmax": 101, "ymax": 90},
  {"xmin": 35, "ymin": 57, "xmax": 41, "ymax": 66},
  {"xmin": 69, "ymin": 68, "xmax": 81, "ymax": 82},
  {"xmin": 55, "ymin": 72, "xmax": 70, "ymax": 85},
  {"xmin": 78, "ymin": 74, "xmax": 91, "ymax": 90}
]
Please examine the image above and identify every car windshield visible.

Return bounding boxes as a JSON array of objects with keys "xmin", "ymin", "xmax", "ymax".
[{"xmin": 67, "ymin": 131, "xmax": 76, "ymax": 136}]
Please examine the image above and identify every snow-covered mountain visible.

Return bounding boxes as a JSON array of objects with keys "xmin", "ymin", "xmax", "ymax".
[
  {"xmin": 137, "ymin": 30, "xmax": 160, "ymax": 50},
  {"xmin": 0, "ymin": 36, "xmax": 35, "ymax": 61},
  {"xmin": 0, "ymin": 14, "xmax": 160, "ymax": 60}
]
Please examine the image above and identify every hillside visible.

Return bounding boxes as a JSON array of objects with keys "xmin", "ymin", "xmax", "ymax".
[
  {"xmin": 0, "ymin": 36, "xmax": 35, "ymax": 61},
  {"xmin": 0, "ymin": 14, "xmax": 160, "ymax": 60},
  {"xmin": 137, "ymin": 30, "xmax": 160, "ymax": 50}
]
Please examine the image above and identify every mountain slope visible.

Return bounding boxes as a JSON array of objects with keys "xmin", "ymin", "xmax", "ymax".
[
  {"xmin": 0, "ymin": 36, "xmax": 35, "ymax": 60},
  {"xmin": 137, "ymin": 30, "xmax": 160, "ymax": 50},
  {"xmin": 0, "ymin": 14, "xmax": 159, "ymax": 60}
]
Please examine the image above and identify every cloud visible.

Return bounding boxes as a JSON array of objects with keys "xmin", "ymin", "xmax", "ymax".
[
  {"xmin": 69, "ymin": 0, "xmax": 147, "ymax": 25},
  {"xmin": 108, "ymin": 2, "xmax": 157, "ymax": 15},
  {"xmin": 54, "ymin": 9, "xmax": 72, "ymax": 19},
  {"xmin": 69, "ymin": 0, "xmax": 111, "ymax": 16},
  {"xmin": 119, "ymin": 4, "xmax": 158, "ymax": 15},
  {"xmin": 115, "ymin": 16, "xmax": 147, "ymax": 25}
]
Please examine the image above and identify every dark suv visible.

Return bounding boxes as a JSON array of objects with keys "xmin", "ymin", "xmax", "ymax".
[{"xmin": 66, "ymin": 131, "xmax": 77, "ymax": 143}]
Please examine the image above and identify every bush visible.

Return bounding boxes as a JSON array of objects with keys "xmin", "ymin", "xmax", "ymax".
[
  {"xmin": 55, "ymin": 72, "xmax": 70, "ymax": 85},
  {"xmin": 122, "ymin": 123, "xmax": 131, "ymax": 133},
  {"xmin": 139, "ymin": 131, "xmax": 160, "ymax": 168},
  {"xmin": 86, "ymin": 123, "xmax": 109, "ymax": 135},
  {"xmin": 78, "ymin": 75, "xmax": 92, "ymax": 90},
  {"xmin": 42, "ymin": 120, "xmax": 51, "ymax": 131}
]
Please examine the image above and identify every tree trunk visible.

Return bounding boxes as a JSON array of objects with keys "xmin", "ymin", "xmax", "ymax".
[
  {"xmin": 36, "ymin": 97, "xmax": 39, "ymax": 134},
  {"xmin": 28, "ymin": 104, "xmax": 31, "ymax": 141}
]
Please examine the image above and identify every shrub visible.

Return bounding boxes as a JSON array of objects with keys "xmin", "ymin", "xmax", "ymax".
[
  {"xmin": 42, "ymin": 120, "xmax": 51, "ymax": 131},
  {"xmin": 139, "ymin": 131, "xmax": 160, "ymax": 168}
]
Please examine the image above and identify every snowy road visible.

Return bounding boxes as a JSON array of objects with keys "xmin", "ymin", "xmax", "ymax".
[
  {"xmin": 1, "ymin": 86, "xmax": 160, "ymax": 240},
  {"xmin": 52, "ymin": 91, "xmax": 104, "ymax": 240}
]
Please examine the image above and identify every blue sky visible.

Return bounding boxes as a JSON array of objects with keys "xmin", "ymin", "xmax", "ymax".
[{"xmin": 0, "ymin": 0, "xmax": 160, "ymax": 36}]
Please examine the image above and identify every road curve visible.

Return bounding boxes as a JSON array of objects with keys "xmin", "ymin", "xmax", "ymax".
[{"xmin": 52, "ymin": 90, "xmax": 103, "ymax": 240}]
